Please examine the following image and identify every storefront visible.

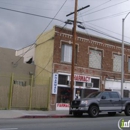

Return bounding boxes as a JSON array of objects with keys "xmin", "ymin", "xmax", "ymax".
[
  {"xmin": 105, "ymin": 79, "xmax": 130, "ymax": 97},
  {"xmin": 52, "ymin": 73, "xmax": 100, "ymax": 110}
]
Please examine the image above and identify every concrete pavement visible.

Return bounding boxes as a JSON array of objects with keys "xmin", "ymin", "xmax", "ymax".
[
  {"xmin": 0, "ymin": 110, "xmax": 126, "ymax": 119},
  {"xmin": 0, "ymin": 110, "xmax": 71, "ymax": 119}
]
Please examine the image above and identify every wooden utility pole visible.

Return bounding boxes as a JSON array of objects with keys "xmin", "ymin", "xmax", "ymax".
[{"xmin": 70, "ymin": 0, "xmax": 78, "ymax": 102}]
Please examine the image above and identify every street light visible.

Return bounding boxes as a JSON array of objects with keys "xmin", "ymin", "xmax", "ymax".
[{"xmin": 121, "ymin": 12, "xmax": 130, "ymax": 98}]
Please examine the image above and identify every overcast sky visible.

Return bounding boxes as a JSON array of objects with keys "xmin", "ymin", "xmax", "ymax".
[{"xmin": 0, "ymin": 0, "xmax": 130, "ymax": 50}]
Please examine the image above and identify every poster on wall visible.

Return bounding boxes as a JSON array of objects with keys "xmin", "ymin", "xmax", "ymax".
[{"xmin": 52, "ymin": 73, "xmax": 58, "ymax": 94}]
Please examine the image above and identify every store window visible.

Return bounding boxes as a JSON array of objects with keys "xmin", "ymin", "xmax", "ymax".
[
  {"xmin": 75, "ymin": 82, "xmax": 83, "ymax": 86},
  {"xmin": 91, "ymin": 78, "xmax": 99, "ymax": 88},
  {"xmin": 57, "ymin": 87, "xmax": 71, "ymax": 103},
  {"xmin": 113, "ymin": 54, "xmax": 121, "ymax": 72},
  {"xmin": 58, "ymin": 74, "xmax": 68, "ymax": 85},
  {"xmin": 89, "ymin": 49, "xmax": 102, "ymax": 69}
]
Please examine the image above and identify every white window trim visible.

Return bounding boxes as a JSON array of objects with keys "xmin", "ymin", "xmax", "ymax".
[
  {"xmin": 59, "ymin": 40, "xmax": 79, "ymax": 52},
  {"xmin": 88, "ymin": 46, "xmax": 104, "ymax": 57}
]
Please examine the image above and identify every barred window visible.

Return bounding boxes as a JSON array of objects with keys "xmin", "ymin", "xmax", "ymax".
[
  {"xmin": 14, "ymin": 80, "xmax": 26, "ymax": 86},
  {"xmin": 113, "ymin": 54, "xmax": 121, "ymax": 72},
  {"xmin": 89, "ymin": 49, "xmax": 102, "ymax": 69}
]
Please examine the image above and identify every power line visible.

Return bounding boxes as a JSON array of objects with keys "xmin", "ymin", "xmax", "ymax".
[
  {"xmin": 87, "ymin": 23, "xmax": 130, "ymax": 40},
  {"xmin": 83, "ymin": 25, "xmax": 130, "ymax": 44},
  {"xmin": 13, "ymin": 0, "xmax": 67, "ymax": 64},
  {"xmin": 0, "ymin": 6, "xmax": 64, "ymax": 23},
  {"xmin": 80, "ymin": 0, "xmax": 111, "ymax": 15},
  {"xmin": 34, "ymin": 55, "xmax": 53, "ymax": 78},
  {"xmin": 84, "ymin": 10, "xmax": 130, "ymax": 23},
  {"xmin": 69, "ymin": 0, "xmax": 111, "ymax": 20},
  {"xmin": 80, "ymin": 23, "xmax": 121, "ymax": 71},
  {"xmin": 78, "ymin": 0, "xmax": 129, "ymax": 18}
]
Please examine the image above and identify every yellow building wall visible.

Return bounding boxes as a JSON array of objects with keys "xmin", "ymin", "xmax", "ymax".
[{"xmin": 35, "ymin": 28, "xmax": 55, "ymax": 85}]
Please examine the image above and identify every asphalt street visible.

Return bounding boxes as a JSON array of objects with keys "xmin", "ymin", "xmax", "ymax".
[{"xmin": 0, "ymin": 114, "xmax": 129, "ymax": 130}]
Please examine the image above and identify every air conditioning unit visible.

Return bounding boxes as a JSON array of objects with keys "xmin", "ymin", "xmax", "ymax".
[{"xmin": 86, "ymin": 83, "xmax": 93, "ymax": 88}]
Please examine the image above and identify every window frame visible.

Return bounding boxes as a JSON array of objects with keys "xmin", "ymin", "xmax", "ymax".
[
  {"xmin": 113, "ymin": 53, "xmax": 121, "ymax": 72},
  {"xmin": 61, "ymin": 42, "xmax": 78, "ymax": 64},
  {"xmin": 89, "ymin": 48, "xmax": 102, "ymax": 69}
]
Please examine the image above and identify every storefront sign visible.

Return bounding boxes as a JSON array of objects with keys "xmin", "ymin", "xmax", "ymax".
[
  {"xmin": 52, "ymin": 73, "xmax": 58, "ymax": 94},
  {"xmin": 56, "ymin": 103, "xmax": 70, "ymax": 110},
  {"xmin": 74, "ymin": 74, "xmax": 90, "ymax": 82}
]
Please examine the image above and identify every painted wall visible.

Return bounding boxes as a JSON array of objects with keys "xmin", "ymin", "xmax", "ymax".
[
  {"xmin": 0, "ymin": 47, "xmax": 35, "ymax": 86},
  {"xmin": 15, "ymin": 44, "xmax": 35, "ymax": 63},
  {"xmin": 35, "ymin": 28, "xmax": 55, "ymax": 85}
]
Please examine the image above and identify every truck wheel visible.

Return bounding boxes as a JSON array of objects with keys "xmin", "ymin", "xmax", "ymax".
[
  {"xmin": 125, "ymin": 105, "xmax": 130, "ymax": 116},
  {"xmin": 88, "ymin": 105, "xmax": 99, "ymax": 117},
  {"xmin": 108, "ymin": 112, "xmax": 116, "ymax": 116}
]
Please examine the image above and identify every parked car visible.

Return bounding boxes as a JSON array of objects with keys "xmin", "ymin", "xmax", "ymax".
[{"xmin": 69, "ymin": 91, "xmax": 130, "ymax": 117}]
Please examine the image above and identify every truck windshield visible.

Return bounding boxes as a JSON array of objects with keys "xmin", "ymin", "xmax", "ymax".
[{"xmin": 86, "ymin": 92, "xmax": 101, "ymax": 98}]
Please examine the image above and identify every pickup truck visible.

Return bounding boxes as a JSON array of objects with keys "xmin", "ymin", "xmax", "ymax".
[{"xmin": 69, "ymin": 91, "xmax": 130, "ymax": 117}]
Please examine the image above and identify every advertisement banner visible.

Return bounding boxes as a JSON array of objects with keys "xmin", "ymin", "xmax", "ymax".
[
  {"xmin": 56, "ymin": 103, "xmax": 70, "ymax": 110},
  {"xmin": 52, "ymin": 73, "xmax": 58, "ymax": 94}
]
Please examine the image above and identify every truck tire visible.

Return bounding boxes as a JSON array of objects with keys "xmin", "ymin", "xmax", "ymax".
[
  {"xmin": 125, "ymin": 105, "xmax": 130, "ymax": 116},
  {"xmin": 108, "ymin": 112, "xmax": 116, "ymax": 116},
  {"xmin": 88, "ymin": 105, "xmax": 99, "ymax": 117}
]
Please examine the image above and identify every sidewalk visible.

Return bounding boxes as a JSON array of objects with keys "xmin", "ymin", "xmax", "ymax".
[
  {"xmin": 0, "ymin": 110, "xmax": 125, "ymax": 119},
  {"xmin": 0, "ymin": 110, "xmax": 71, "ymax": 119}
]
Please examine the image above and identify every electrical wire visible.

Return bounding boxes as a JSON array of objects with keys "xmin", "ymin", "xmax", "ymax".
[
  {"xmin": 34, "ymin": 55, "xmax": 53, "ymax": 78},
  {"xmin": 0, "ymin": 6, "xmax": 64, "ymax": 23},
  {"xmin": 78, "ymin": 0, "xmax": 111, "ymax": 16},
  {"xmin": 12, "ymin": 0, "xmax": 67, "ymax": 65},
  {"xmin": 84, "ymin": 10, "xmax": 130, "ymax": 23},
  {"xmin": 78, "ymin": 0, "xmax": 129, "ymax": 18},
  {"xmin": 87, "ymin": 23, "xmax": 130, "ymax": 40},
  {"xmin": 82, "ymin": 23, "xmax": 130, "ymax": 44},
  {"xmin": 0, "ymin": 1, "xmax": 68, "ymax": 12}
]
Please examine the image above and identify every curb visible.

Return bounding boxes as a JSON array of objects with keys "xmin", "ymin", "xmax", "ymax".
[{"xmin": 20, "ymin": 114, "xmax": 72, "ymax": 118}]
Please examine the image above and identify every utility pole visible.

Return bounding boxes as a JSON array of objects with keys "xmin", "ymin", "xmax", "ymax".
[
  {"xmin": 70, "ymin": 0, "xmax": 78, "ymax": 102},
  {"xmin": 66, "ymin": 1, "xmax": 90, "ymax": 102}
]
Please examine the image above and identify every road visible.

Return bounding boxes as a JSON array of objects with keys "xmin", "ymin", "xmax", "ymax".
[{"xmin": 0, "ymin": 114, "xmax": 129, "ymax": 130}]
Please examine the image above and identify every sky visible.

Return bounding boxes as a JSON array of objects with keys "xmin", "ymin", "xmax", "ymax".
[{"xmin": 0, "ymin": 0, "xmax": 130, "ymax": 50}]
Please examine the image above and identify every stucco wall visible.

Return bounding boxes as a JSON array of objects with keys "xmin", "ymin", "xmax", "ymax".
[
  {"xmin": 35, "ymin": 28, "xmax": 55, "ymax": 85},
  {"xmin": 15, "ymin": 44, "xmax": 35, "ymax": 63},
  {"xmin": 0, "ymin": 47, "xmax": 35, "ymax": 86}
]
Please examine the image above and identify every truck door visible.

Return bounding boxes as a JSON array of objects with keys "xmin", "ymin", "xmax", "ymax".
[
  {"xmin": 99, "ymin": 92, "xmax": 113, "ymax": 111},
  {"xmin": 110, "ymin": 92, "xmax": 122, "ymax": 111}
]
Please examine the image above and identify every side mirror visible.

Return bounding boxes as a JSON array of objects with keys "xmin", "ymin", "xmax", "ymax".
[{"xmin": 101, "ymin": 96, "xmax": 106, "ymax": 99}]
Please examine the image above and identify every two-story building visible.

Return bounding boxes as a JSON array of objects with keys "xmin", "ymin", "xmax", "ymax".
[{"xmin": 35, "ymin": 25, "xmax": 130, "ymax": 110}]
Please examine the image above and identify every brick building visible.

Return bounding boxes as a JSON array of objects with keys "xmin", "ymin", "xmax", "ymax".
[{"xmin": 35, "ymin": 25, "xmax": 130, "ymax": 110}]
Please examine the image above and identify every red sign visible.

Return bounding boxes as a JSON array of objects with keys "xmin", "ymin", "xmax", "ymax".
[
  {"xmin": 74, "ymin": 75, "xmax": 90, "ymax": 82},
  {"xmin": 57, "ymin": 103, "xmax": 70, "ymax": 107}
]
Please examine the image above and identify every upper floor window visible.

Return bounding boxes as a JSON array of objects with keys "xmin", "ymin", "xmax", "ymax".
[
  {"xmin": 61, "ymin": 43, "xmax": 77, "ymax": 63},
  {"xmin": 128, "ymin": 57, "xmax": 130, "ymax": 72},
  {"xmin": 61, "ymin": 44, "xmax": 72, "ymax": 63},
  {"xmin": 113, "ymin": 54, "xmax": 121, "ymax": 72},
  {"xmin": 89, "ymin": 49, "xmax": 102, "ymax": 69}
]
